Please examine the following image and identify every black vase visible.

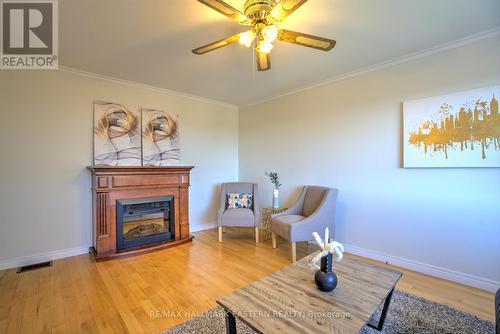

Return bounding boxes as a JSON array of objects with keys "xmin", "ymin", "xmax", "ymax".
[{"xmin": 314, "ymin": 253, "xmax": 338, "ymax": 292}]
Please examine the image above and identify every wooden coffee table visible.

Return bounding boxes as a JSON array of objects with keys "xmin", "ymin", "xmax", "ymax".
[{"xmin": 217, "ymin": 252, "xmax": 402, "ymax": 333}]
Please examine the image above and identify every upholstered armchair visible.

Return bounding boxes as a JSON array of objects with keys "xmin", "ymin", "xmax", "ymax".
[
  {"xmin": 271, "ymin": 186, "xmax": 338, "ymax": 263},
  {"xmin": 217, "ymin": 182, "xmax": 260, "ymax": 243}
]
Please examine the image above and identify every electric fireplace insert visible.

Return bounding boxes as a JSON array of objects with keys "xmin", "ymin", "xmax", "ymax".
[{"xmin": 116, "ymin": 196, "xmax": 174, "ymax": 251}]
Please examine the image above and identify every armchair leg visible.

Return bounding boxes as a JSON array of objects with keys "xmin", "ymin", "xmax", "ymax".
[
  {"xmin": 255, "ymin": 227, "xmax": 259, "ymax": 243},
  {"xmin": 291, "ymin": 242, "xmax": 296, "ymax": 263},
  {"xmin": 218, "ymin": 226, "xmax": 222, "ymax": 243},
  {"xmin": 272, "ymin": 232, "xmax": 277, "ymax": 249}
]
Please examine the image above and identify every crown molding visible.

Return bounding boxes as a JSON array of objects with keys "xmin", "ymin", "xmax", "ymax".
[
  {"xmin": 58, "ymin": 28, "xmax": 500, "ymax": 109},
  {"xmin": 57, "ymin": 65, "xmax": 238, "ymax": 109},
  {"xmin": 241, "ymin": 27, "xmax": 500, "ymax": 109}
]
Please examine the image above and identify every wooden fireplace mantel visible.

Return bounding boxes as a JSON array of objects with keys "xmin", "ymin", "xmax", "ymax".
[{"xmin": 88, "ymin": 166, "xmax": 194, "ymax": 260}]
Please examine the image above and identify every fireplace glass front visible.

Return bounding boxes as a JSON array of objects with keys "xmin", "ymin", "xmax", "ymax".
[{"xmin": 116, "ymin": 196, "xmax": 174, "ymax": 250}]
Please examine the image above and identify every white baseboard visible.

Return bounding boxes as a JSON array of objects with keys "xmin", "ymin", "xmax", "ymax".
[
  {"xmin": 190, "ymin": 222, "xmax": 217, "ymax": 232},
  {"xmin": 3, "ymin": 236, "xmax": 497, "ymax": 293},
  {"xmin": 0, "ymin": 223, "xmax": 218, "ymax": 271},
  {"xmin": 0, "ymin": 246, "xmax": 89, "ymax": 271},
  {"xmin": 344, "ymin": 244, "xmax": 500, "ymax": 292}
]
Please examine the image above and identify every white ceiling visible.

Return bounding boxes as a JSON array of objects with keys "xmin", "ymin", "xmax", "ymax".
[{"xmin": 59, "ymin": 0, "xmax": 500, "ymax": 106}]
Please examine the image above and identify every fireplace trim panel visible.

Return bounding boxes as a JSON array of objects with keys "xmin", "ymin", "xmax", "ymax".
[{"xmin": 88, "ymin": 166, "xmax": 194, "ymax": 261}]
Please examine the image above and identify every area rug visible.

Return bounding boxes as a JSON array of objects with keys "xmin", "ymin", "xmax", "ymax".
[{"xmin": 163, "ymin": 290, "xmax": 495, "ymax": 334}]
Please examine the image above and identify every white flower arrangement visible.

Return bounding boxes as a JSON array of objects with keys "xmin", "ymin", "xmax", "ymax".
[{"xmin": 309, "ymin": 227, "xmax": 344, "ymax": 270}]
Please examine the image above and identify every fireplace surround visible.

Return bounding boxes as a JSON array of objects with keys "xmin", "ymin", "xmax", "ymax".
[{"xmin": 88, "ymin": 166, "xmax": 194, "ymax": 260}]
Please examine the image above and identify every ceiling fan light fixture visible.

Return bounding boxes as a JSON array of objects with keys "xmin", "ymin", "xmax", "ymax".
[
  {"xmin": 239, "ymin": 31, "xmax": 255, "ymax": 47},
  {"xmin": 258, "ymin": 40, "xmax": 273, "ymax": 53},
  {"xmin": 262, "ymin": 24, "xmax": 278, "ymax": 42},
  {"xmin": 193, "ymin": 0, "xmax": 336, "ymax": 71}
]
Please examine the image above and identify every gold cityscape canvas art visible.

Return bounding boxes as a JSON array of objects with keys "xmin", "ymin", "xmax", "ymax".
[{"xmin": 403, "ymin": 86, "xmax": 500, "ymax": 168}]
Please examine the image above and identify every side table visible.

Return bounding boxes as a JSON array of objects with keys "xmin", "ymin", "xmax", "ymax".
[{"xmin": 260, "ymin": 207, "xmax": 287, "ymax": 241}]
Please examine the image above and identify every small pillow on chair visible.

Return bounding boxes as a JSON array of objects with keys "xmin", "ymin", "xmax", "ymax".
[{"xmin": 227, "ymin": 193, "xmax": 253, "ymax": 209}]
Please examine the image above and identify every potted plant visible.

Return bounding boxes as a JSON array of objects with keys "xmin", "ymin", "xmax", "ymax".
[{"xmin": 265, "ymin": 171, "xmax": 281, "ymax": 209}]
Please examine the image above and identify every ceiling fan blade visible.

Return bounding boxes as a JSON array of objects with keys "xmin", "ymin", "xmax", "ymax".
[
  {"xmin": 270, "ymin": 0, "xmax": 308, "ymax": 22},
  {"xmin": 255, "ymin": 49, "xmax": 271, "ymax": 71},
  {"xmin": 278, "ymin": 29, "xmax": 336, "ymax": 51},
  {"xmin": 197, "ymin": 0, "xmax": 250, "ymax": 24},
  {"xmin": 192, "ymin": 34, "xmax": 240, "ymax": 55}
]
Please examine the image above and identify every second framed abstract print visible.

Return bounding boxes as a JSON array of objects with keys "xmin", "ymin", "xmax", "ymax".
[{"xmin": 141, "ymin": 108, "xmax": 180, "ymax": 166}]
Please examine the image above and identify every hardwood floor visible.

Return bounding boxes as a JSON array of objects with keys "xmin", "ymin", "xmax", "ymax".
[{"xmin": 0, "ymin": 228, "xmax": 495, "ymax": 334}]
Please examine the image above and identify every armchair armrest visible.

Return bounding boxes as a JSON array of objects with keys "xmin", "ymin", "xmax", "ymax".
[
  {"xmin": 253, "ymin": 183, "xmax": 260, "ymax": 227},
  {"xmin": 217, "ymin": 183, "xmax": 227, "ymax": 226},
  {"xmin": 271, "ymin": 187, "xmax": 307, "ymax": 219},
  {"xmin": 288, "ymin": 188, "xmax": 338, "ymax": 242}
]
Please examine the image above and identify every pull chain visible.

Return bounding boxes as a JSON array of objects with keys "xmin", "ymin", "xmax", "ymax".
[{"xmin": 252, "ymin": 40, "xmax": 256, "ymax": 81}]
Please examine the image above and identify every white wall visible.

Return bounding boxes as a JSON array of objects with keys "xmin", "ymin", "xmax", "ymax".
[
  {"xmin": 0, "ymin": 36, "xmax": 499, "ymax": 292},
  {"xmin": 239, "ymin": 36, "xmax": 500, "ymax": 290},
  {"xmin": 0, "ymin": 69, "xmax": 238, "ymax": 267}
]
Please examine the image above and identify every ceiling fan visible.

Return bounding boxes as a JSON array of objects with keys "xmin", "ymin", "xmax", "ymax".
[{"xmin": 192, "ymin": 0, "xmax": 336, "ymax": 71}]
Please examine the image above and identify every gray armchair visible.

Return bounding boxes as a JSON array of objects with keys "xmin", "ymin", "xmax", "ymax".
[
  {"xmin": 271, "ymin": 186, "xmax": 338, "ymax": 263},
  {"xmin": 217, "ymin": 182, "xmax": 260, "ymax": 243}
]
